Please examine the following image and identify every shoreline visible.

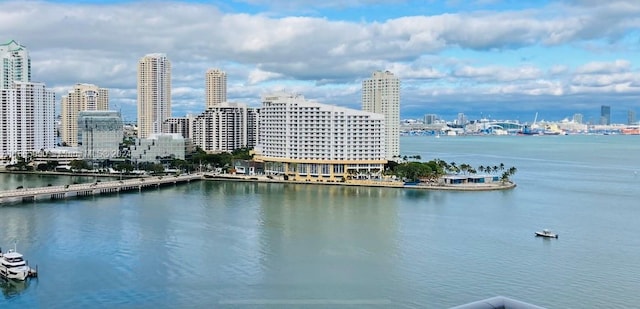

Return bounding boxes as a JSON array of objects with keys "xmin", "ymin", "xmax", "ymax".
[
  {"xmin": 0, "ymin": 170, "xmax": 516, "ymax": 192},
  {"xmin": 202, "ymin": 174, "xmax": 516, "ymax": 191}
]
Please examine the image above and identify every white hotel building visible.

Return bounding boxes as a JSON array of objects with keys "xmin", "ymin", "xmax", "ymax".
[{"xmin": 254, "ymin": 93, "xmax": 386, "ymax": 182}]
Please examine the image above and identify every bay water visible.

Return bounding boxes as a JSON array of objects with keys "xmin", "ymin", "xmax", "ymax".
[{"xmin": 1, "ymin": 135, "xmax": 639, "ymax": 308}]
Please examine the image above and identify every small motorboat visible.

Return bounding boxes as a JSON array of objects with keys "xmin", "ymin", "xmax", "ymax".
[{"xmin": 535, "ymin": 229, "xmax": 558, "ymax": 238}]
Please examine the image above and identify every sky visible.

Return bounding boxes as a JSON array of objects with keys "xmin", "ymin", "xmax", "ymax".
[{"xmin": 2, "ymin": 0, "xmax": 640, "ymax": 124}]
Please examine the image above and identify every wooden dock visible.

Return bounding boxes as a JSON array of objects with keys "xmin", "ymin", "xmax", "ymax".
[{"xmin": 0, "ymin": 173, "xmax": 203, "ymax": 204}]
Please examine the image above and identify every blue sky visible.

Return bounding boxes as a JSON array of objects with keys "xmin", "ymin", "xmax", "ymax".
[{"xmin": 2, "ymin": 0, "xmax": 639, "ymax": 123}]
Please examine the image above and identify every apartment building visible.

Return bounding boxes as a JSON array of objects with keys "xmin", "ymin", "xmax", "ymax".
[
  {"xmin": 205, "ymin": 69, "xmax": 227, "ymax": 109},
  {"xmin": 138, "ymin": 53, "xmax": 171, "ymax": 138},
  {"xmin": 192, "ymin": 102, "xmax": 258, "ymax": 152},
  {"xmin": 362, "ymin": 70, "xmax": 400, "ymax": 161},
  {"xmin": 61, "ymin": 83, "xmax": 109, "ymax": 146}
]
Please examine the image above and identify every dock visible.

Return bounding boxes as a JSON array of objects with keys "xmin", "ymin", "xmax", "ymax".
[{"xmin": 0, "ymin": 173, "xmax": 203, "ymax": 204}]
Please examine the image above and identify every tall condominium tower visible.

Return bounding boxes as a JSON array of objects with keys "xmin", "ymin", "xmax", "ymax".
[
  {"xmin": 137, "ymin": 53, "xmax": 171, "ymax": 139},
  {"xmin": 61, "ymin": 83, "xmax": 109, "ymax": 146},
  {"xmin": 362, "ymin": 70, "xmax": 400, "ymax": 161},
  {"xmin": 205, "ymin": 68, "xmax": 227, "ymax": 109},
  {"xmin": 600, "ymin": 105, "xmax": 611, "ymax": 125},
  {"xmin": 1, "ymin": 82, "xmax": 56, "ymax": 160},
  {"xmin": 0, "ymin": 40, "xmax": 31, "ymax": 89},
  {"xmin": 0, "ymin": 41, "xmax": 55, "ymax": 163},
  {"xmin": 192, "ymin": 102, "xmax": 257, "ymax": 152}
]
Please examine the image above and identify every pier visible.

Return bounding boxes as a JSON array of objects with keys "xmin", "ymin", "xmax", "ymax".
[{"xmin": 0, "ymin": 173, "xmax": 203, "ymax": 204}]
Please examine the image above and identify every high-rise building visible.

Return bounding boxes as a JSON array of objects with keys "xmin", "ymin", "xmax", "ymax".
[
  {"xmin": 362, "ymin": 70, "xmax": 400, "ymax": 161},
  {"xmin": 600, "ymin": 105, "xmax": 611, "ymax": 125},
  {"xmin": 137, "ymin": 53, "xmax": 171, "ymax": 139},
  {"xmin": 627, "ymin": 109, "xmax": 636, "ymax": 125},
  {"xmin": 255, "ymin": 93, "xmax": 386, "ymax": 182},
  {"xmin": 78, "ymin": 110, "xmax": 123, "ymax": 159},
  {"xmin": 61, "ymin": 83, "xmax": 109, "ymax": 146},
  {"xmin": 162, "ymin": 115, "xmax": 196, "ymax": 140},
  {"xmin": 572, "ymin": 113, "xmax": 583, "ymax": 124},
  {"xmin": 192, "ymin": 102, "xmax": 258, "ymax": 152},
  {"xmin": 205, "ymin": 69, "xmax": 226, "ymax": 109},
  {"xmin": 0, "ymin": 40, "xmax": 30, "ymax": 89},
  {"xmin": 1, "ymin": 82, "xmax": 56, "ymax": 160},
  {"xmin": 1, "ymin": 41, "xmax": 55, "ymax": 162},
  {"xmin": 424, "ymin": 114, "xmax": 438, "ymax": 125}
]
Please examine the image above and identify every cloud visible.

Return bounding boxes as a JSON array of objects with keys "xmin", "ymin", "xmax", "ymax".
[{"xmin": 1, "ymin": 0, "xmax": 639, "ymax": 121}]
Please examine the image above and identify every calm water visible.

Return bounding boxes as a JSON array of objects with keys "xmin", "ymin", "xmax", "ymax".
[{"xmin": 1, "ymin": 135, "xmax": 639, "ymax": 308}]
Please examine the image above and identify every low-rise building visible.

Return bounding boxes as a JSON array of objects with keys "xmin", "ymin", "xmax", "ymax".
[
  {"xmin": 78, "ymin": 110, "xmax": 123, "ymax": 159},
  {"xmin": 130, "ymin": 133, "xmax": 186, "ymax": 163}
]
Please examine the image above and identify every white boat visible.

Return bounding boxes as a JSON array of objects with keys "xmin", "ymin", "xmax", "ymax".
[
  {"xmin": 535, "ymin": 229, "xmax": 558, "ymax": 238},
  {"xmin": 0, "ymin": 245, "xmax": 33, "ymax": 281}
]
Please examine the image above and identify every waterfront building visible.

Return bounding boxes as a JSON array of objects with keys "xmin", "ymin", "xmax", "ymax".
[
  {"xmin": 0, "ymin": 82, "xmax": 55, "ymax": 161},
  {"xmin": 254, "ymin": 93, "xmax": 386, "ymax": 182},
  {"xmin": 77, "ymin": 110, "xmax": 123, "ymax": 159},
  {"xmin": 137, "ymin": 53, "xmax": 171, "ymax": 139},
  {"xmin": 628, "ymin": 109, "xmax": 636, "ymax": 125},
  {"xmin": 205, "ymin": 69, "xmax": 226, "ymax": 109},
  {"xmin": 600, "ymin": 105, "xmax": 611, "ymax": 125},
  {"xmin": 0, "ymin": 40, "xmax": 30, "ymax": 89},
  {"xmin": 61, "ymin": 83, "xmax": 109, "ymax": 146},
  {"xmin": 192, "ymin": 102, "xmax": 258, "ymax": 152},
  {"xmin": 362, "ymin": 70, "xmax": 400, "ymax": 161},
  {"xmin": 130, "ymin": 133, "xmax": 186, "ymax": 163}
]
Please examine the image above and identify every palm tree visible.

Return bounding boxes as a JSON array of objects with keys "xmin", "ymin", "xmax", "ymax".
[{"xmin": 478, "ymin": 165, "xmax": 485, "ymax": 174}]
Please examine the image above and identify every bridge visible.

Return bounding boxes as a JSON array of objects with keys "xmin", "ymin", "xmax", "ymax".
[{"xmin": 0, "ymin": 173, "xmax": 203, "ymax": 204}]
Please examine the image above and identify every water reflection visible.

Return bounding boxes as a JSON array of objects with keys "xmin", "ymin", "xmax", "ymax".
[{"xmin": 0, "ymin": 278, "xmax": 30, "ymax": 299}]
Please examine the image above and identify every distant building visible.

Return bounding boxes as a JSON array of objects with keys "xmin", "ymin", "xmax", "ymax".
[
  {"xmin": 78, "ymin": 110, "xmax": 123, "ymax": 159},
  {"xmin": 600, "ymin": 105, "xmax": 611, "ymax": 125},
  {"xmin": 0, "ymin": 40, "xmax": 30, "ymax": 89},
  {"xmin": 456, "ymin": 113, "xmax": 467, "ymax": 126},
  {"xmin": 1, "ymin": 81, "xmax": 55, "ymax": 161},
  {"xmin": 628, "ymin": 109, "xmax": 636, "ymax": 125},
  {"xmin": 572, "ymin": 113, "xmax": 583, "ymax": 124},
  {"xmin": 205, "ymin": 69, "xmax": 227, "ymax": 109},
  {"xmin": 138, "ymin": 53, "xmax": 171, "ymax": 138},
  {"xmin": 424, "ymin": 114, "xmax": 438, "ymax": 125},
  {"xmin": 130, "ymin": 133, "xmax": 186, "ymax": 163},
  {"xmin": 192, "ymin": 102, "xmax": 258, "ymax": 152},
  {"xmin": 61, "ymin": 83, "xmax": 109, "ymax": 146},
  {"xmin": 362, "ymin": 70, "xmax": 400, "ymax": 161},
  {"xmin": 255, "ymin": 93, "xmax": 386, "ymax": 181}
]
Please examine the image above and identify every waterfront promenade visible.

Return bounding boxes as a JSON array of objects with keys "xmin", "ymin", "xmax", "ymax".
[
  {"xmin": 0, "ymin": 173, "xmax": 203, "ymax": 204},
  {"xmin": 0, "ymin": 171, "xmax": 515, "ymax": 205}
]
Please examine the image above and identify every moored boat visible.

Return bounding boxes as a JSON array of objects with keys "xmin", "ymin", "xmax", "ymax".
[
  {"xmin": 0, "ymin": 245, "xmax": 34, "ymax": 281},
  {"xmin": 621, "ymin": 126, "xmax": 640, "ymax": 135},
  {"xmin": 535, "ymin": 229, "xmax": 558, "ymax": 238}
]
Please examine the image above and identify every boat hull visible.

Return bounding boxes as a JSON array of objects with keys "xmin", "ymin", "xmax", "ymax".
[
  {"xmin": 0, "ymin": 265, "xmax": 30, "ymax": 281},
  {"xmin": 535, "ymin": 232, "xmax": 558, "ymax": 238}
]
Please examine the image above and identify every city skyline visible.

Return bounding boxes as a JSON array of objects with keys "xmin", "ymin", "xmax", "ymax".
[{"xmin": 1, "ymin": 1, "xmax": 639, "ymax": 123}]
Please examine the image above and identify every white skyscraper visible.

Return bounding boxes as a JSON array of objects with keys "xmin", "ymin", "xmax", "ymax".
[
  {"xmin": 362, "ymin": 70, "xmax": 400, "ymax": 161},
  {"xmin": 205, "ymin": 68, "xmax": 227, "ymax": 109},
  {"xmin": 61, "ymin": 83, "xmax": 109, "ymax": 146},
  {"xmin": 0, "ymin": 40, "xmax": 30, "ymax": 89},
  {"xmin": 137, "ymin": 53, "xmax": 171, "ymax": 139},
  {"xmin": 1, "ymin": 82, "xmax": 56, "ymax": 160},
  {"xmin": 0, "ymin": 41, "xmax": 55, "ymax": 163}
]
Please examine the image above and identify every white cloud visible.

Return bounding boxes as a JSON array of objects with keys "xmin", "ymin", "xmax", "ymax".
[{"xmin": 1, "ymin": 0, "xmax": 639, "ymax": 120}]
